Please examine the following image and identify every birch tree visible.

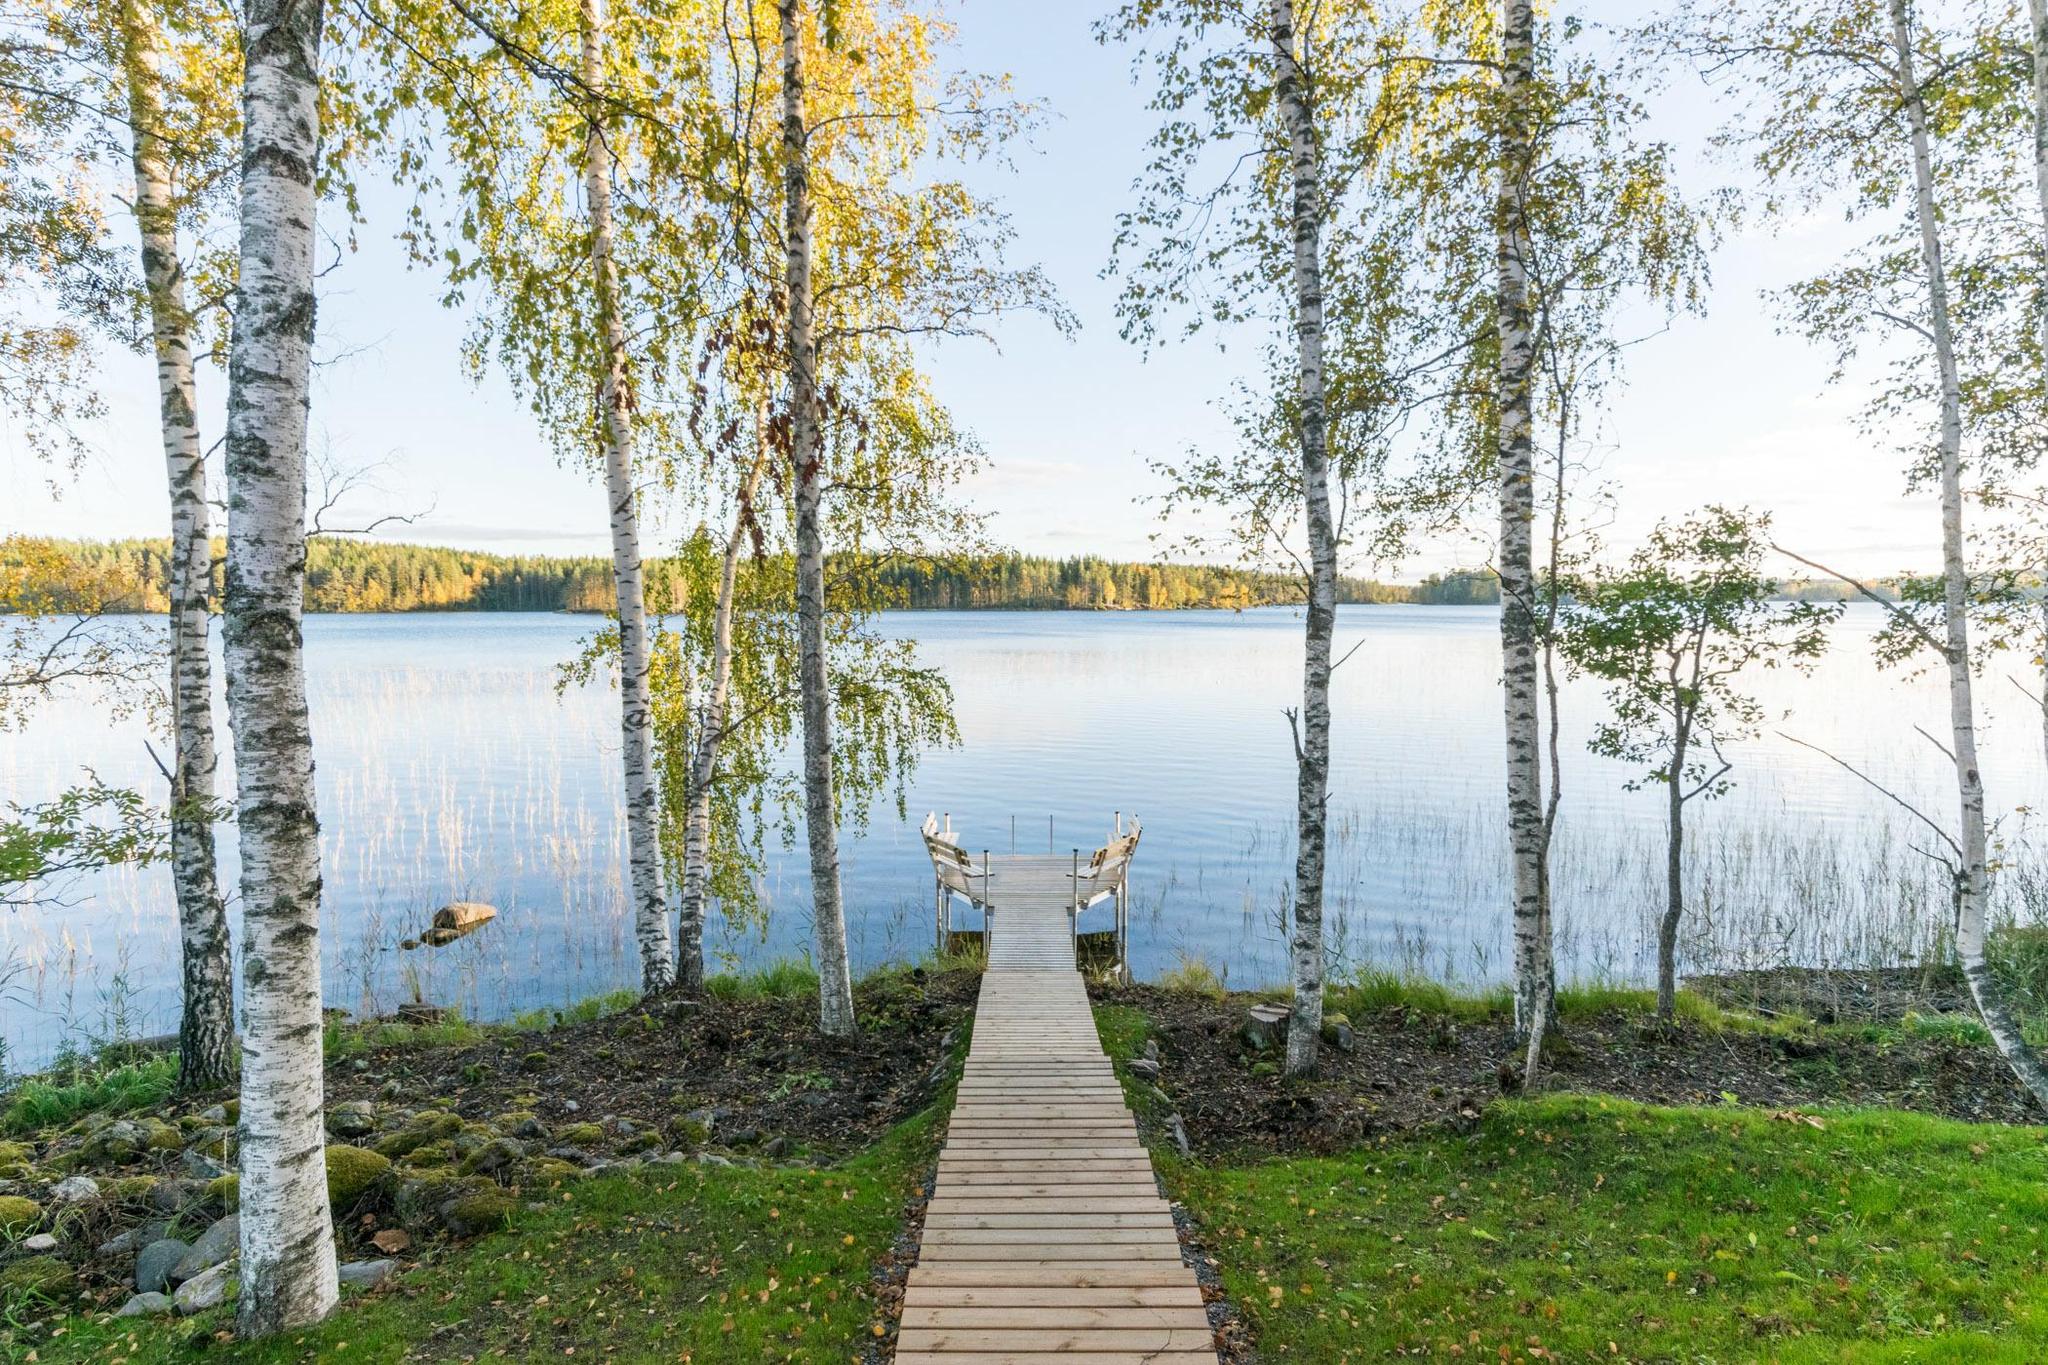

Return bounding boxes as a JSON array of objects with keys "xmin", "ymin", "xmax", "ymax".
[
  {"xmin": 1494, "ymin": 0, "xmax": 1551, "ymax": 1051},
  {"xmin": 1563, "ymin": 509, "xmax": 1836, "ymax": 1020},
  {"xmin": 362, "ymin": 0, "xmax": 727, "ymax": 994},
  {"xmin": 1688, "ymin": 0, "xmax": 2048, "ymax": 1107},
  {"xmin": 222, "ymin": 0, "xmax": 339, "ymax": 1332},
  {"xmin": 580, "ymin": 0, "xmax": 671, "ymax": 989},
  {"xmin": 108, "ymin": 0, "xmax": 238, "ymax": 1088},
  {"xmin": 1105, "ymin": 0, "xmax": 1460, "ymax": 1077},
  {"xmin": 777, "ymin": 0, "xmax": 853, "ymax": 1033}
]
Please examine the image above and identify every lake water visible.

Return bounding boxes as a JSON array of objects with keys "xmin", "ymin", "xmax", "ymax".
[{"xmin": 6, "ymin": 605, "xmax": 2043, "ymax": 1068}]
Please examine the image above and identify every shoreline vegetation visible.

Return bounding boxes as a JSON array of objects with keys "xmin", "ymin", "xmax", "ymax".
[
  {"xmin": 9, "ymin": 535, "xmax": 1886, "ymax": 616},
  {"xmin": 4, "ymin": 955, "xmax": 2045, "ymax": 1360}
]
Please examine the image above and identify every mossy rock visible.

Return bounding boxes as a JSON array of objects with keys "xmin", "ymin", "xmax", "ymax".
[
  {"xmin": 1249, "ymin": 1060, "xmax": 1280, "ymax": 1079},
  {"xmin": 0, "ymin": 1255, "xmax": 74, "ymax": 1301},
  {"xmin": 144, "ymin": 1120, "xmax": 184, "ymax": 1152},
  {"xmin": 0, "ymin": 1195, "xmax": 41, "ymax": 1235},
  {"xmin": 0, "ymin": 1141, "xmax": 31, "ymax": 1167},
  {"xmin": 374, "ymin": 1113, "xmax": 463, "ymax": 1158},
  {"xmin": 516, "ymin": 1158, "xmax": 584, "ymax": 1188},
  {"xmin": 207, "ymin": 1173, "xmax": 240, "ymax": 1211},
  {"xmin": 667, "ymin": 1117, "xmax": 711, "ymax": 1146},
  {"xmin": 110, "ymin": 1175, "xmax": 162, "ymax": 1202},
  {"xmin": 441, "ymin": 1191, "xmax": 515, "ymax": 1237},
  {"xmin": 617, "ymin": 1131, "xmax": 662, "ymax": 1156},
  {"xmin": 398, "ymin": 1140, "xmax": 455, "ymax": 1170},
  {"xmin": 394, "ymin": 1174, "xmax": 491, "ymax": 1230},
  {"xmin": 555, "ymin": 1122, "xmax": 604, "ymax": 1147},
  {"xmin": 520, "ymin": 1051, "xmax": 549, "ymax": 1072},
  {"xmin": 325, "ymin": 1145, "xmax": 393, "ymax": 1207}
]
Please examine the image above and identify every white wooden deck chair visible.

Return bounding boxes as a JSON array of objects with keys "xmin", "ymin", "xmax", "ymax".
[{"xmin": 923, "ymin": 813, "xmax": 992, "ymax": 951}]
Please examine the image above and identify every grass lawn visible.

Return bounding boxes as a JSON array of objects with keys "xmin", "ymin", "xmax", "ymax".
[
  {"xmin": 8, "ymin": 1101, "xmax": 940, "ymax": 1364},
  {"xmin": 1097, "ymin": 1004, "xmax": 2048, "ymax": 1362}
]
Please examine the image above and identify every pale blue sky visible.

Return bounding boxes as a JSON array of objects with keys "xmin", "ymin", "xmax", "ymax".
[{"xmin": 6, "ymin": 1, "xmax": 1931, "ymax": 579}]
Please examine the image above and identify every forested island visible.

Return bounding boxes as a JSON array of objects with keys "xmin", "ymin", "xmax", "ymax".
[{"xmin": 20, "ymin": 536, "xmax": 1503, "ymax": 613}]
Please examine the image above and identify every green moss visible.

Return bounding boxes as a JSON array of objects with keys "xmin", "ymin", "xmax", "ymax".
[
  {"xmin": 0, "ymin": 1195, "xmax": 41, "ymax": 1235},
  {"xmin": 144, "ymin": 1120, "xmax": 184, "ymax": 1151},
  {"xmin": 207, "ymin": 1173, "xmax": 239, "ymax": 1211},
  {"xmin": 325, "ymin": 1145, "xmax": 394, "ymax": 1207},
  {"xmin": 397, "ymin": 1140, "xmax": 454, "ymax": 1170},
  {"xmin": 520, "ymin": 1051, "xmax": 549, "ymax": 1072},
  {"xmin": 0, "ymin": 1255, "xmax": 74, "ymax": 1301},
  {"xmin": 667, "ymin": 1117, "xmax": 710, "ymax": 1146},
  {"xmin": 109, "ymin": 1175, "xmax": 161, "ymax": 1202},
  {"xmin": 617, "ymin": 1131, "xmax": 662, "ymax": 1155},
  {"xmin": 517, "ymin": 1158, "xmax": 583, "ymax": 1187},
  {"xmin": 555, "ymin": 1122, "xmax": 604, "ymax": 1147},
  {"xmin": 441, "ymin": 1191, "xmax": 516, "ymax": 1236},
  {"xmin": 0, "ymin": 1141, "xmax": 30, "ymax": 1166}
]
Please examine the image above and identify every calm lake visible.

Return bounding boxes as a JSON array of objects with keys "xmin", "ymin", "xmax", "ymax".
[{"xmin": 5, "ymin": 604, "xmax": 2042, "ymax": 1068}]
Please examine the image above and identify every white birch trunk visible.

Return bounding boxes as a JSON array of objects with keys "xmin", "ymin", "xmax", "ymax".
[
  {"xmin": 1659, "ymin": 713, "xmax": 1688, "ymax": 1022},
  {"xmin": 222, "ymin": 0, "xmax": 338, "ymax": 1332},
  {"xmin": 1497, "ymin": 0, "xmax": 1554, "ymax": 1047},
  {"xmin": 677, "ymin": 425, "xmax": 769, "ymax": 993},
  {"xmin": 2029, "ymin": 1, "xmax": 2048, "ymax": 772},
  {"xmin": 579, "ymin": 0, "xmax": 672, "ymax": 992},
  {"xmin": 117, "ymin": 0, "xmax": 234, "ymax": 1092},
  {"xmin": 1891, "ymin": 0, "xmax": 2048, "ymax": 1108},
  {"xmin": 781, "ymin": 0, "xmax": 856, "ymax": 1036},
  {"xmin": 1269, "ymin": 0, "xmax": 1333, "ymax": 1079}
]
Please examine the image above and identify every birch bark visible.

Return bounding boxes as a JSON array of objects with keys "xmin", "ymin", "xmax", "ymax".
[
  {"xmin": 677, "ymin": 425, "xmax": 769, "ymax": 993},
  {"xmin": 222, "ymin": 0, "xmax": 338, "ymax": 1332},
  {"xmin": 1890, "ymin": 0, "xmax": 2048, "ymax": 1107},
  {"xmin": 1497, "ymin": 0, "xmax": 1553, "ymax": 1047},
  {"xmin": 2029, "ymin": 0, "xmax": 2048, "ymax": 771},
  {"xmin": 116, "ymin": 0, "xmax": 234, "ymax": 1091},
  {"xmin": 1268, "ymin": 0, "xmax": 1332, "ymax": 1078},
  {"xmin": 579, "ymin": 0, "xmax": 672, "ymax": 992},
  {"xmin": 781, "ymin": 0, "xmax": 855, "ymax": 1035}
]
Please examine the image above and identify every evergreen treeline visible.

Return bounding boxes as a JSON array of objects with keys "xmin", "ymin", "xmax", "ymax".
[{"xmin": 21, "ymin": 538, "xmax": 1504, "ymax": 612}]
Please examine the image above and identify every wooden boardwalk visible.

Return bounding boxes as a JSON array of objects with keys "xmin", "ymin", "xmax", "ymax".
[{"xmin": 900, "ymin": 873, "xmax": 1216, "ymax": 1363}]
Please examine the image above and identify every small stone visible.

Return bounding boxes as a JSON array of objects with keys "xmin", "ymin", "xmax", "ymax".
[
  {"xmin": 20, "ymin": 1232, "xmax": 57, "ymax": 1253},
  {"xmin": 1166, "ymin": 1113, "xmax": 1192, "ymax": 1159},
  {"xmin": 460, "ymin": 1137, "xmax": 525, "ymax": 1178},
  {"xmin": 652, "ymin": 1151, "xmax": 691, "ymax": 1165},
  {"xmin": 197, "ymin": 1105, "xmax": 228, "ymax": 1124},
  {"xmin": 694, "ymin": 1152, "xmax": 733, "ymax": 1168},
  {"xmin": 723, "ymin": 1127, "xmax": 760, "ymax": 1148},
  {"xmin": 337, "ymin": 1258, "xmax": 396, "ymax": 1289},
  {"xmin": 137, "ymin": 1237, "xmax": 190, "ymax": 1294},
  {"xmin": 49, "ymin": 1175, "xmax": 100, "ymax": 1205},
  {"xmin": 116, "ymin": 1291, "xmax": 175, "ymax": 1318},
  {"xmin": 1127, "ymin": 1057, "xmax": 1160, "ymax": 1081},
  {"xmin": 173, "ymin": 1261, "xmax": 233, "ymax": 1314},
  {"xmin": 761, "ymin": 1136, "xmax": 790, "ymax": 1159},
  {"xmin": 171, "ymin": 1214, "xmax": 239, "ymax": 1283},
  {"xmin": 562, "ymin": 1099, "xmax": 580, "ymax": 1113},
  {"xmin": 379, "ymin": 1079, "xmax": 403, "ymax": 1100}
]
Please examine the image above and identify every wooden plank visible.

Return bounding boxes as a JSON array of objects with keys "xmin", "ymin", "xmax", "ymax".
[{"xmin": 907, "ymin": 898, "xmax": 1215, "ymax": 1364}]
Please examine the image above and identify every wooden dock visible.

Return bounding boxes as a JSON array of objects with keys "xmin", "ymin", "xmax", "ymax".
[{"xmin": 900, "ymin": 881, "xmax": 1216, "ymax": 1362}]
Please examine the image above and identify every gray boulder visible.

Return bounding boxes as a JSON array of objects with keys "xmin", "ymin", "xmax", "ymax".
[
  {"xmin": 115, "ymin": 1291, "xmax": 175, "ymax": 1318},
  {"xmin": 180, "ymin": 1149, "xmax": 229, "ymax": 1181},
  {"xmin": 173, "ymin": 1261, "xmax": 233, "ymax": 1315},
  {"xmin": 49, "ymin": 1175, "xmax": 100, "ymax": 1204},
  {"xmin": 98, "ymin": 1221, "xmax": 169, "ymax": 1257},
  {"xmin": 338, "ymin": 1258, "xmax": 396, "ymax": 1289},
  {"xmin": 171, "ymin": 1214, "xmax": 238, "ymax": 1283},
  {"xmin": 328, "ymin": 1101, "xmax": 378, "ymax": 1139},
  {"xmin": 136, "ymin": 1237, "xmax": 190, "ymax": 1294}
]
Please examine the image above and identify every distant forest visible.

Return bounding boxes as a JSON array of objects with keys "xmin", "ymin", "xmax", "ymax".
[{"xmin": 18, "ymin": 537, "xmax": 1504, "ymax": 613}]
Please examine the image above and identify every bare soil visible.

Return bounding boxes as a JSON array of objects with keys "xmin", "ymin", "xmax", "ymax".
[{"xmin": 1093, "ymin": 980, "xmax": 2042, "ymax": 1159}]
